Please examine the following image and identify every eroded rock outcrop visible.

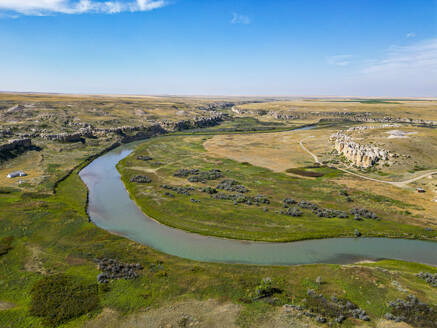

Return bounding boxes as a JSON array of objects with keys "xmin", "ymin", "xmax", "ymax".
[
  {"xmin": 231, "ymin": 106, "xmax": 437, "ymax": 126},
  {"xmin": 159, "ymin": 112, "xmax": 225, "ymax": 131},
  {"xmin": 41, "ymin": 128, "xmax": 94, "ymax": 142},
  {"xmin": 197, "ymin": 102, "xmax": 235, "ymax": 111},
  {"xmin": 0, "ymin": 138, "xmax": 32, "ymax": 152},
  {"xmin": 330, "ymin": 132, "xmax": 389, "ymax": 168},
  {"xmin": 0, "ymin": 138, "xmax": 33, "ymax": 162}
]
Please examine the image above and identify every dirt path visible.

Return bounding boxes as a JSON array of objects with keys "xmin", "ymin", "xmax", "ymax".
[
  {"xmin": 0, "ymin": 301, "xmax": 15, "ymax": 311},
  {"xmin": 299, "ymin": 136, "xmax": 319, "ymax": 163},
  {"xmin": 337, "ymin": 167, "xmax": 437, "ymax": 188},
  {"xmin": 298, "ymin": 138, "xmax": 437, "ymax": 188}
]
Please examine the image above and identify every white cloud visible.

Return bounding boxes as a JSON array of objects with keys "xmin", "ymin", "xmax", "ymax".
[
  {"xmin": 0, "ymin": 0, "xmax": 167, "ymax": 15},
  {"xmin": 327, "ymin": 55, "xmax": 353, "ymax": 66},
  {"xmin": 362, "ymin": 38, "xmax": 437, "ymax": 75},
  {"xmin": 231, "ymin": 12, "xmax": 250, "ymax": 24},
  {"xmin": 356, "ymin": 38, "xmax": 437, "ymax": 96},
  {"xmin": 406, "ymin": 32, "xmax": 416, "ymax": 38}
]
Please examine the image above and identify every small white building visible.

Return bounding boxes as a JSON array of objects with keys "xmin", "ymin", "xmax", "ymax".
[{"xmin": 7, "ymin": 171, "xmax": 27, "ymax": 178}]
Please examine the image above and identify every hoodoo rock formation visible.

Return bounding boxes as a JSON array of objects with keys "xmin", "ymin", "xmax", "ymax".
[{"xmin": 330, "ymin": 132, "xmax": 389, "ymax": 168}]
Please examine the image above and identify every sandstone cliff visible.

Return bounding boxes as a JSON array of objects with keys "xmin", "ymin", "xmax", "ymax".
[{"xmin": 330, "ymin": 132, "xmax": 389, "ymax": 168}]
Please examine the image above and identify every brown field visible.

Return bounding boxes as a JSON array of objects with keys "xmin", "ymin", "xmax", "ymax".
[{"xmin": 203, "ymin": 128, "xmax": 334, "ymax": 173}]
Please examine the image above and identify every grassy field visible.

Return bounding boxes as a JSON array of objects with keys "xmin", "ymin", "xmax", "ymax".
[
  {"xmin": 0, "ymin": 93, "xmax": 247, "ymax": 193},
  {"xmin": 1, "ymin": 94, "xmax": 437, "ymax": 327},
  {"xmin": 117, "ymin": 134, "xmax": 436, "ymax": 242},
  {"xmin": 203, "ymin": 124, "xmax": 437, "ymax": 221},
  {"xmin": 236, "ymin": 99, "xmax": 437, "ymax": 122},
  {"xmin": 0, "ymin": 165, "xmax": 436, "ymax": 327}
]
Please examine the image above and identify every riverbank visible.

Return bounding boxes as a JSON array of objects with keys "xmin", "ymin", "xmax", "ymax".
[
  {"xmin": 1, "ymin": 135, "xmax": 436, "ymax": 328},
  {"xmin": 4, "ymin": 165, "xmax": 437, "ymax": 327},
  {"xmin": 114, "ymin": 133, "xmax": 436, "ymax": 243}
]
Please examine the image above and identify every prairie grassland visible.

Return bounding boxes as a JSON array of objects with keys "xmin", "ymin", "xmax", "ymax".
[
  {"xmin": 204, "ymin": 125, "xmax": 437, "ymax": 224},
  {"xmin": 346, "ymin": 125, "xmax": 437, "ymax": 177},
  {"xmin": 237, "ymin": 99, "xmax": 437, "ymax": 121},
  {"xmin": 0, "ymin": 93, "xmax": 245, "ymax": 192},
  {"xmin": 0, "ymin": 138, "xmax": 118, "ymax": 192},
  {"xmin": 118, "ymin": 135, "xmax": 436, "ymax": 241},
  {"xmin": 203, "ymin": 127, "xmax": 335, "ymax": 172},
  {"xmin": 1, "ymin": 94, "xmax": 437, "ymax": 327},
  {"xmin": 1, "ymin": 169, "xmax": 436, "ymax": 327}
]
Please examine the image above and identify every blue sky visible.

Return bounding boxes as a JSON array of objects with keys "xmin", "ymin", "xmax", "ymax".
[{"xmin": 0, "ymin": 0, "xmax": 436, "ymax": 96}]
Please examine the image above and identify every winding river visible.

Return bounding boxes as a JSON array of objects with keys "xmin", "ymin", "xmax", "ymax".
[{"xmin": 79, "ymin": 136, "xmax": 437, "ymax": 266}]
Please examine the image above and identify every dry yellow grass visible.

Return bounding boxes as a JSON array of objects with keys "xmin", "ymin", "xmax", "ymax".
[
  {"xmin": 83, "ymin": 300, "xmax": 241, "ymax": 328},
  {"xmin": 203, "ymin": 128, "xmax": 334, "ymax": 173},
  {"xmin": 239, "ymin": 99, "xmax": 437, "ymax": 121},
  {"xmin": 203, "ymin": 128, "xmax": 437, "ymax": 228},
  {"xmin": 0, "ymin": 150, "xmax": 45, "ymax": 190}
]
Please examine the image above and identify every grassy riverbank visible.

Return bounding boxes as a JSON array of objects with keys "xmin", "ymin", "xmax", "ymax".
[
  {"xmin": 0, "ymin": 93, "xmax": 436, "ymax": 326},
  {"xmin": 1, "ymin": 165, "xmax": 437, "ymax": 327},
  {"xmin": 117, "ymin": 135, "xmax": 436, "ymax": 242}
]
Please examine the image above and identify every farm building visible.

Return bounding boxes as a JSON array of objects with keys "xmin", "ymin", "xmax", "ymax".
[{"xmin": 7, "ymin": 171, "xmax": 27, "ymax": 178}]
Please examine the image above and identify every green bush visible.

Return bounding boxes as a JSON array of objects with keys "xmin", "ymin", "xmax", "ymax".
[
  {"xmin": 29, "ymin": 274, "xmax": 99, "ymax": 327},
  {"xmin": 0, "ymin": 236, "xmax": 13, "ymax": 256},
  {"xmin": 254, "ymin": 277, "xmax": 282, "ymax": 299}
]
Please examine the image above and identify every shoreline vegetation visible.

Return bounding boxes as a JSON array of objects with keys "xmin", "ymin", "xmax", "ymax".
[
  {"xmin": 2, "ymin": 161, "xmax": 436, "ymax": 327},
  {"xmin": 115, "ymin": 133, "xmax": 436, "ymax": 243}
]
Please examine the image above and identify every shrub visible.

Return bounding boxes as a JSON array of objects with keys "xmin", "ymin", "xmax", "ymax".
[
  {"xmin": 130, "ymin": 175, "xmax": 152, "ymax": 183},
  {"xmin": 0, "ymin": 236, "xmax": 13, "ymax": 256},
  {"xmin": 216, "ymin": 179, "xmax": 249, "ymax": 193},
  {"xmin": 30, "ymin": 274, "xmax": 99, "ymax": 327},
  {"xmin": 387, "ymin": 295, "xmax": 437, "ymax": 328},
  {"xmin": 254, "ymin": 277, "xmax": 282, "ymax": 299},
  {"xmin": 255, "ymin": 277, "xmax": 274, "ymax": 298}
]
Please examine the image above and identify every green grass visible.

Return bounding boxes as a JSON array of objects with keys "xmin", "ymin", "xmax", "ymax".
[
  {"xmin": 0, "ymin": 120, "xmax": 436, "ymax": 327},
  {"xmin": 117, "ymin": 135, "xmax": 436, "ymax": 242},
  {"xmin": 170, "ymin": 117, "xmax": 313, "ymax": 135},
  {"xmin": 286, "ymin": 167, "xmax": 324, "ymax": 177},
  {"xmin": 285, "ymin": 166, "xmax": 341, "ymax": 178},
  {"xmin": 0, "ymin": 154, "xmax": 436, "ymax": 327},
  {"xmin": 0, "ymin": 236, "xmax": 14, "ymax": 256},
  {"xmin": 29, "ymin": 274, "xmax": 99, "ymax": 327}
]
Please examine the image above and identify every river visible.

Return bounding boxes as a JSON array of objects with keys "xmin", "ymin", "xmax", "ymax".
[{"xmin": 79, "ymin": 131, "xmax": 437, "ymax": 266}]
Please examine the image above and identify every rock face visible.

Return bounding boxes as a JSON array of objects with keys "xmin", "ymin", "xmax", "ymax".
[
  {"xmin": 346, "ymin": 124, "xmax": 400, "ymax": 131},
  {"xmin": 0, "ymin": 138, "xmax": 31, "ymax": 152},
  {"xmin": 197, "ymin": 102, "xmax": 235, "ymax": 111},
  {"xmin": 34, "ymin": 113, "xmax": 223, "ymax": 144},
  {"xmin": 330, "ymin": 132, "xmax": 389, "ymax": 168},
  {"xmin": 0, "ymin": 128, "xmax": 13, "ymax": 138},
  {"xmin": 0, "ymin": 138, "xmax": 33, "ymax": 162},
  {"xmin": 159, "ymin": 112, "xmax": 225, "ymax": 131},
  {"xmin": 231, "ymin": 106, "xmax": 437, "ymax": 126},
  {"xmin": 6, "ymin": 104, "xmax": 25, "ymax": 113}
]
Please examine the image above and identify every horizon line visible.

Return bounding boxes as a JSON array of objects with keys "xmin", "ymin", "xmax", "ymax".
[{"xmin": 0, "ymin": 90, "xmax": 436, "ymax": 100}]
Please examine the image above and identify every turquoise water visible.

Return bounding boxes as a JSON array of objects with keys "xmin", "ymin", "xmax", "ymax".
[{"xmin": 79, "ymin": 138, "xmax": 437, "ymax": 266}]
